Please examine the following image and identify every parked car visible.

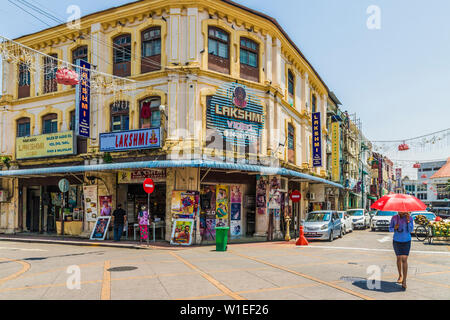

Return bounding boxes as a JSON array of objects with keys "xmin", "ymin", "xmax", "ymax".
[
  {"xmin": 370, "ymin": 211, "xmax": 397, "ymax": 231},
  {"xmin": 411, "ymin": 211, "xmax": 437, "ymax": 234},
  {"xmin": 369, "ymin": 210, "xmax": 378, "ymax": 222},
  {"xmin": 347, "ymin": 209, "xmax": 370, "ymax": 229},
  {"xmin": 303, "ymin": 211, "xmax": 342, "ymax": 242},
  {"xmin": 337, "ymin": 211, "xmax": 353, "ymax": 235}
]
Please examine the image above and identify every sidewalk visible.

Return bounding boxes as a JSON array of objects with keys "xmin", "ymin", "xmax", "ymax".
[{"xmin": 0, "ymin": 233, "xmax": 185, "ymax": 250}]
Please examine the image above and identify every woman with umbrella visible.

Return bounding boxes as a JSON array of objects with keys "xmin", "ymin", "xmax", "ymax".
[{"xmin": 371, "ymin": 194, "xmax": 426, "ymax": 290}]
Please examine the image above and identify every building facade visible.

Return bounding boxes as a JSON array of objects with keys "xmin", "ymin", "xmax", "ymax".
[{"xmin": 0, "ymin": 0, "xmax": 344, "ymax": 242}]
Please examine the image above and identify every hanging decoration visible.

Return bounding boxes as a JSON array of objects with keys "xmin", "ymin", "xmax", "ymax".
[
  {"xmin": 56, "ymin": 68, "xmax": 79, "ymax": 85},
  {"xmin": 421, "ymin": 174, "xmax": 427, "ymax": 179},
  {"xmin": 398, "ymin": 142, "xmax": 410, "ymax": 151},
  {"xmin": 413, "ymin": 163, "xmax": 421, "ymax": 169}
]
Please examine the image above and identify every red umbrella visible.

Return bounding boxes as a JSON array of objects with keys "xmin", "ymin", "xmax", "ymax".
[{"xmin": 370, "ymin": 194, "xmax": 427, "ymax": 212}]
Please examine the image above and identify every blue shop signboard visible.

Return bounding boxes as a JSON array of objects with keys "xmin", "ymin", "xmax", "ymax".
[
  {"xmin": 75, "ymin": 59, "xmax": 91, "ymax": 138},
  {"xmin": 312, "ymin": 112, "xmax": 322, "ymax": 167},
  {"xmin": 100, "ymin": 128, "xmax": 161, "ymax": 152}
]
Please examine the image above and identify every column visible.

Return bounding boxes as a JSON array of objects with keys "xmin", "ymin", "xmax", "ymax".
[
  {"xmin": 169, "ymin": 8, "xmax": 181, "ymax": 64},
  {"xmin": 265, "ymin": 35, "xmax": 273, "ymax": 84}
]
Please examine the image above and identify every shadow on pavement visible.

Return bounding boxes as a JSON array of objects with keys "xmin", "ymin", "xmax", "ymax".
[{"xmin": 351, "ymin": 280, "xmax": 405, "ymax": 293}]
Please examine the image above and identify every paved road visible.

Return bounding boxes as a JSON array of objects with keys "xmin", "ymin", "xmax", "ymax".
[{"xmin": 0, "ymin": 229, "xmax": 449, "ymax": 300}]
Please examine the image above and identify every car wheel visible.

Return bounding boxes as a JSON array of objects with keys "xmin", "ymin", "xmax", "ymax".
[
  {"xmin": 371, "ymin": 227, "xmax": 376, "ymax": 232},
  {"xmin": 339, "ymin": 228, "xmax": 343, "ymax": 238},
  {"xmin": 343, "ymin": 226, "xmax": 346, "ymax": 235},
  {"xmin": 328, "ymin": 231, "xmax": 333, "ymax": 242}
]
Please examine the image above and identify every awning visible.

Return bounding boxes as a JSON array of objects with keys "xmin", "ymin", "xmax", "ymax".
[{"xmin": 0, "ymin": 160, "xmax": 344, "ymax": 189}]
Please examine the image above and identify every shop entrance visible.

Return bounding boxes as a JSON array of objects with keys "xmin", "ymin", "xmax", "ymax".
[
  {"xmin": 30, "ymin": 194, "xmax": 40, "ymax": 232},
  {"xmin": 127, "ymin": 184, "xmax": 166, "ymax": 223}
]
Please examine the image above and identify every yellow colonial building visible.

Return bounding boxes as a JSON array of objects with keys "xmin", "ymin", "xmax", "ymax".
[{"xmin": 0, "ymin": 0, "xmax": 343, "ymax": 243}]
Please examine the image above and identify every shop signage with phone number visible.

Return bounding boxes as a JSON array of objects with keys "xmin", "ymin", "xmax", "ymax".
[{"xmin": 16, "ymin": 131, "xmax": 76, "ymax": 160}]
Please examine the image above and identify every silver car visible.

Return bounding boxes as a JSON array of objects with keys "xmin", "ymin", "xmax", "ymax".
[
  {"xmin": 303, "ymin": 211, "xmax": 342, "ymax": 242},
  {"xmin": 347, "ymin": 209, "xmax": 370, "ymax": 230},
  {"xmin": 337, "ymin": 211, "xmax": 353, "ymax": 234}
]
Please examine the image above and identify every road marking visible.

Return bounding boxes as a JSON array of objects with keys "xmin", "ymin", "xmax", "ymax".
[
  {"xmin": 0, "ymin": 247, "xmax": 46, "ymax": 252},
  {"xmin": 297, "ymin": 245, "xmax": 450, "ymax": 255},
  {"xmin": 377, "ymin": 236, "xmax": 391, "ymax": 243},
  {"xmin": 0, "ymin": 258, "xmax": 31, "ymax": 287},
  {"xmin": 230, "ymin": 251, "xmax": 375, "ymax": 301},
  {"xmin": 100, "ymin": 261, "xmax": 111, "ymax": 300},
  {"xmin": 169, "ymin": 252, "xmax": 245, "ymax": 300}
]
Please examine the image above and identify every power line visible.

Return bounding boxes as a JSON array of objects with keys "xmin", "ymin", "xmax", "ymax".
[{"xmin": 372, "ymin": 128, "xmax": 450, "ymax": 143}]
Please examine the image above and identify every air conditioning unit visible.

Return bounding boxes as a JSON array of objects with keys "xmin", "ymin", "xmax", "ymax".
[
  {"xmin": 0, "ymin": 190, "xmax": 9, "ymax": 202},
  {"xmin": 307, "ymin": 193, "xmax": 316, "ymax": 200}
]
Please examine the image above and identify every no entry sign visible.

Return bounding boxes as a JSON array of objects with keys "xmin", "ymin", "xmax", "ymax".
[
  {"xmin": 290, "ymin": 190, "xmax": 301, "ymax": 203},
  {"xmin": 143, "ymin": 178, "xmax": 155, "ymax": 194}
]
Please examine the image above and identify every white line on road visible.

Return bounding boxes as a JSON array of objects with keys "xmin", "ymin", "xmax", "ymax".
[
  {"xmin": 297, "ymin": 245, "xmax": 450, "ymax": 255},
  {"xmin": 0, "ymin": 247, "xmax": 47, "ymax": 252}
]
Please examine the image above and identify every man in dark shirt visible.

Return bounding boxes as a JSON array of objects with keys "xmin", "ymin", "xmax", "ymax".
[{"xmin": 112, "ymin": 204, "xmax": 127, "ymax": 242}]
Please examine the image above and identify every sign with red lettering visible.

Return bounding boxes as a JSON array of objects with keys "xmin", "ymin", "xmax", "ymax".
[
  {"xmin": 290, "ymin": 190, "xmax": 301, "ymax": 203},
  {"xmin": 143, "ymin": 178, "xmax": 155, "ymax": 194},
  {"xmin": 99, "ymin": 128, "xmax": 161, "ymax": 152}
]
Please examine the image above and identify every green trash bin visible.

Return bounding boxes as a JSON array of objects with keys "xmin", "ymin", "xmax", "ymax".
[{"xmin": 215, "ymin": 227, "xmax": 230, "ymax": 251}]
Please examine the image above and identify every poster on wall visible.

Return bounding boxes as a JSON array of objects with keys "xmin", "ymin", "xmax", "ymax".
[
  {"xmin": 216, "ymin": 185, "xmax": 229, "ymax": 225},
  {"xmin": 268, "ymin": 176, "xmax": 282, "ymax": 210},
  {"xmin": 83, "ymin": 185, "xmax": 98, "ymax": 222},
  {"xmin": 205, "ymin": 219, "xmax": 216, "ymax": 240},
  {"xmin": 230, "ymin": 185, "xmax": 242, "ymax": 203},
  {"xmin": 201, "ymin": 185, "xmax": 216, "ymax": 213},
  {"xmin": 99, "ymin": 196, "xmax": 113, "ymax": 216},
  {"xmin": 230, "ymin": 220, "xmax": 242, "ymax": 238},
  {"xmin": 90, "ymin": 216, "xmax": 111, "ymax": 241},
  {"xmin": 231, "ymin": 203, "xmax": 241, "ymax": 221},
  {"xmin": 170, "ymin": 219, "xmax": 195, "ymax": 246},
  {"xmin": 256, "ymin": 176, "xmax": 267, "ymax": 209},
  {"xmin": 171, "ymin": 191, "xmax": 200, "ymax": 219}
]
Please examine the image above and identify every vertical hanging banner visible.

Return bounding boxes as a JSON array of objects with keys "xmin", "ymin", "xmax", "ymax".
[
  {"xmin": 75, "ymin": 59, "xmax": 91, "ymax": 138},
  {"xmin": 331, "ymin": 121, "xmax": 340, "ymax": 182},
  {"xmin": 312, "ymin": 112, "xmax": 322, "ymax": 167}
]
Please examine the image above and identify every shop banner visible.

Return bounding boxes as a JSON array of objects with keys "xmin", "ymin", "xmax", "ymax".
[
  {"xmin": 216, "ymin": 185, "xmax": 229, "ymax": 224},
  {"xmin": 268, "ymin": 176, "xmax": 282, "ymax": 210},
  {"xmin": 331, "ymin": 121, "xmax": 340, "ymax": 182},
  {"xmin": 171, "ymin": 191, "xmax": 199, "ymax": 219},
  {"xmin": 75, "ymin": 59, "xmax": 91, "ymax": 138},
  {"xmin": 83, "ymin": 185, "xmax": 98, "ymax": 222},
  {"xmin": 118, "ymin": 169, "xmax": 166, "ymax": 184},
  {"xmin": 100, "ymin": 128, "xmax": 161, "ymax": 152},
  {"xmin": 90, "ymin": 216, "xmax": 111, "ymax": 241},
  {"xmin": 170, "ymin": 219, "xmax": 194, "ymax": 246},
  {"xmin": 312, "ymin": 112, "xmax": 322, "ymax": 167},
  {"xmin": 16, "ymin": 131, "xmax": 76, "ymax": 160}
]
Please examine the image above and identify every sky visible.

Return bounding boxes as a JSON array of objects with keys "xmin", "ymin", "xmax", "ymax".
[{"xmin": 1, "ymin": 0, "xmax": 449, "ymax": 178}]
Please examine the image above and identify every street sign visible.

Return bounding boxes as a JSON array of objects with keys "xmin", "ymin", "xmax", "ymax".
[
  {"xmin": 290, "ymin": 190, "xmax": 301, "ymax": 203},
  {"xmin": 143, "ymin": 178, "xmax": 155, "ymax": 194},
  {"xmin": 58, "ymin": 179, "xmax": 70, "ymax": 193}
]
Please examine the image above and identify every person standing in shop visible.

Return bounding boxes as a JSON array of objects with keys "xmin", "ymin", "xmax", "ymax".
[{"xmin": 112, "ymin": 204, "xmax": 127, "ymax": 242}]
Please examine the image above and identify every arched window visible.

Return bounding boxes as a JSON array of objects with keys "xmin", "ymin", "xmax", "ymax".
[
  {"xmin": 113, "ymin": 34, "xmax": 132, "ymax": 77},
  {"xmin": 312, "ymin": 94, "xmax": 317, "ymax": 113},
  {"xmin": 288, "ymin": 123, "xmax": 295, "ymax": 163},
  {"xmin": 208, "ymin": 27, "xmax": 230, "ymax": 74},
  {"xmin": 18, "ymin": 63, "xmax": 31, "ymax": 99},
  {"xmin": 17, "ymin": 117, "xmax": 31, "ymax": 137},
  {"xmin": 141, "ymin": 27, "xmax": 161, "ymax": 73},
  {"xmin": 288, "ymin": 70, "xmax": 295, "ymax": 106},
  {"xmin": 139, "ymin": 97, "xmax": 161, "ymax": 129},
  {"xmin": 240, "ymin": 38, "xmax": 259, "ymax": 82},
  {"xmin": 72, "ymin": 46, "xmax": 88, "ymax": 64},
  {"xmin": 44, "ymin": 54, "xmax": 58, "ymax": 94},
  {"xmin": 111, "ymin": 101, "xmax": 130, "ymax": 132},
  {"xmin": 42, "ymin": 113, "xmax": 57, "ymax": 134}
]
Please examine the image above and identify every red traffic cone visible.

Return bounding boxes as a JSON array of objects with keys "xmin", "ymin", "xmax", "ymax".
[{"xmin": 296, "ymin": 226, "xmax": 309, "ymax": 246}]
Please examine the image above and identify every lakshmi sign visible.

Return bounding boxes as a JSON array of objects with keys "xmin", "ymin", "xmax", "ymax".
[
  {"xmin": 99, "ymin": 128, "xmax": 161, "ymax": 152},
  {"xmin": 207, "ymin": 83, "xmax": 264, "ymax": 147}
]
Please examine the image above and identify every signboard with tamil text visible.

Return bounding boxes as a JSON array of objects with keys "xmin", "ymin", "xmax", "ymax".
[
  {"xmin": 99, "ymin": 128, "xmax": 161, "ymax": 152},
  {"xmin": 16, "ymin": 131, "xmax": 76, "ymax": 160}
]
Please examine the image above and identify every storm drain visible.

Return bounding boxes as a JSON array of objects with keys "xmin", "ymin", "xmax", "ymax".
[{"xmin": 107, "ymin": 266, "xmax": 138, "ymax": 272}]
